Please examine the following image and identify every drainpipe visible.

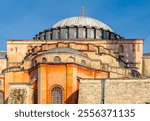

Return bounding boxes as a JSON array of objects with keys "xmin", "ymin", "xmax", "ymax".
[{"xmin": 101, "ymin": 79, "xmax": 105, "ymax": 104}]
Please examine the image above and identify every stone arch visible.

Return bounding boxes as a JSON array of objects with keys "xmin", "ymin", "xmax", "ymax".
[
  {"xmin": 54, "ymin": 56, "xmax": 61, "ymax": 63},
  {"xmin": 68, "ymin": 56, "xmax": 75, "ymax": 62},
  {"xmin": 51, "ymin": 85, "xmax": 63, "ymax": 104}
]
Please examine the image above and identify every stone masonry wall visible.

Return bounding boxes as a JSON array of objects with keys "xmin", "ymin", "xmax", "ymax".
[
  {"xmin": 78, "ymin": 79, "xmax": 101, "ymax": 104},
  {"xmin": 142, "ymin": 58, "xmax": 150, "ymax": 76},
  {"xmin": 105, "ymin": 79, "xmax": 150, "ymax": 104},
  {"xmin": 78, "ymin": 78, "xmax": 150, "ymax": 104}
]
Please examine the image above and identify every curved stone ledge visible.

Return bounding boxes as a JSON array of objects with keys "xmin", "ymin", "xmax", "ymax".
[{"xmin": 2, "ymin": 67, "xmax": 22, "ymax": 74}]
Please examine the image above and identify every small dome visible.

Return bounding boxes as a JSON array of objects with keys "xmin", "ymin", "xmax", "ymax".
[{"xmin": 52, "ymin": 16, "xmax": 113, "ymax": 32}]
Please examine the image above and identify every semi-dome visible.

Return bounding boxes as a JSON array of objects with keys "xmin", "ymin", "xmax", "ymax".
[{"xmin": 52, "ymin": 16, "xmax": 113, "ymax": 32}]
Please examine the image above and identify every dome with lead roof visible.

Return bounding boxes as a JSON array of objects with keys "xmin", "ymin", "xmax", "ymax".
[
  {"xmin": 52, "ymin": 16, "xmax": 113, "ymax": 32},
  {"xmin": 33, "ymin": 11, "xmax": 124, "ymax": 40}
]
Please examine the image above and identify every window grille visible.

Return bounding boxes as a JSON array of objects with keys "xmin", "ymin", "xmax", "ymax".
[{"xmin": 51, "ymin": 87, "xmax": 63, "ymax": 104}]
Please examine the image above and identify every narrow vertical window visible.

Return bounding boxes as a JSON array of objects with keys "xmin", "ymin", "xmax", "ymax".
[{"xmin": 51, "ymin": 87, "xmax": 63, "ymax": 104}]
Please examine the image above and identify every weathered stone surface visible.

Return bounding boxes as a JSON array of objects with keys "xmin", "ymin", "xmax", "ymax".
[
  {"xmin": 79, "ymin": 78, "xmax": 150, "ymax": 104},
  {"xmin": 8, "ymin": 88, "xmax": 27, "ymax": 104}
]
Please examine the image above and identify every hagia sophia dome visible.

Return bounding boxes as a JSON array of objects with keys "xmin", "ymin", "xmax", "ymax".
[
  {"xmin": 52, "ymin": 16, "xmax": 113, "ymax": 32},
  {"xmin": 33, "ymin": 10, "xmax": 124, "ymax": 40}
]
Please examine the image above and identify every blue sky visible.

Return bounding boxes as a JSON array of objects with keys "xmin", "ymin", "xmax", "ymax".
[{"xmin": 0, "ymin": 0, "xmax": 150, "ymax": 52}]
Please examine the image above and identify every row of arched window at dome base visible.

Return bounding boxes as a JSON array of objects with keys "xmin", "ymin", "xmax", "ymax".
[
  {"xmin": 33, "ymin": 26, "xmax": 124, "ymax": 40},
  {"xmin": 34, "ymin": 56, "xmax": 86, "ymax": 66}
]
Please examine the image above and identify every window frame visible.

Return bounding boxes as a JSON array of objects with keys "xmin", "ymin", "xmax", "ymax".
[{"xmin": 51, "ymin": 86, "xmax": 63, "ymax": 104}]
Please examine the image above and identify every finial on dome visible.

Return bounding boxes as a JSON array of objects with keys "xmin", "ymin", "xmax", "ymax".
[{"xmin": 81, "ymin": 6, "xmax": 84, "ymax": 16}]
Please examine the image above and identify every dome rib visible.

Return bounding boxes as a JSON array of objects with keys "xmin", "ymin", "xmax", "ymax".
[{"xmin": 52, "ymin": 16, "xmax": 113, "ymax": 32}]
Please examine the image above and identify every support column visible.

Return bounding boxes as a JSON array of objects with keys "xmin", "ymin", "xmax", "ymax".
[
  {"xmin": 66, "ymin": 64, "xmax": 77, "ymax": 104},
  {"xmin": 38, "ymin": 64, "xmax": 47, "ymax": 104}
]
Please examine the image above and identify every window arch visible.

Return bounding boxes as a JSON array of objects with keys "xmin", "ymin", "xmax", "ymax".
[
  {"xmin": 51, "ymin": 86, "xmax": 63, "ymax": 104},
  {"xmin": 118, "ymin": 45, "xmax": 124, "ymax": 53},
  {"xmin": 68, "ymin": 56, "xmax": 75, "ymax": 62},
  {"xmin": 0, "ymin": 91, "xmax": 4, "ymax": 104},
  {"xmin": 54, "ymin": 56, "xmax": 61, "ymax": 63},
  {"xmin": 42, "ymin": 57, "xmax": 47, "ymax": 63}
]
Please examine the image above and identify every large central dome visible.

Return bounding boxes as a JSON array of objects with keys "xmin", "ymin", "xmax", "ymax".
[
  {"xmin": 52, "ymin": 16, "xmax": 113, "ymax": 32},
  {"xmin": 33, "ymin": 14, "xmax": 124, "ymax": 40}
]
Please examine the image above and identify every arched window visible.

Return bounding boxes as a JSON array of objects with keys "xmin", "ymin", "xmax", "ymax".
[
  {"xmin": 51, "ymin": 86, "xmax": 63, "ymax": 104},
  {"xmin": 118, "ymin": 45, "xmax": 124, "ymax": 53},
  {"xmin": 110, "ymin": 32, "xmax": 115, "ymax": 39},
  {"xmin": 68, "ymin": 57, "xmax": 75, "ymax": 62},
  {"xmin": 81, "ymin": 60, "xmax": 85, "ymax": 66},
  {"xmin": 42, "ymin": 57, "xmax": 47, "ymax": 63},
  {"xmin": 54, "ymin": 56, "xmax": 61, "ymax": 63},
  {"xmin": 0, "ymin": 91, "xmax": 4, "ymax": 104}
]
